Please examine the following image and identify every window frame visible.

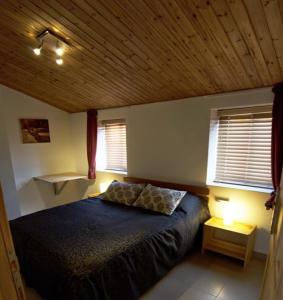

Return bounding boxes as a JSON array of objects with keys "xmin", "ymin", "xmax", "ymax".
[{"xmin": 206, "ymin": 105, "xmax": 273, "ymax": 193}]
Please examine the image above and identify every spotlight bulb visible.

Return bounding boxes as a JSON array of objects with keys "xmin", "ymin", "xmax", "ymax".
[
  {"xmin": 56, "ymin": 58, "xmax": 63, "ymax": 65},
  {"xmin": 55, "ymin": 47, "xmax": 64, "ymax": 56},
  {"xmin": 33, "ymin": 47, "xmax": 41, "ymax": 55}
]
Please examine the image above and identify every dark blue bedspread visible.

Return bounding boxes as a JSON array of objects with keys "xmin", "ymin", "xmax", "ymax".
[{"xmin": 10, "ymin": 193, "xmax": 209, "ymax": 300}]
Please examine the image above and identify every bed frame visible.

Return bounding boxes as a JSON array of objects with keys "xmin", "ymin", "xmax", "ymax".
[{"xmin": 124, "ymin": 176, "xmax": 209, "ymax": 202}]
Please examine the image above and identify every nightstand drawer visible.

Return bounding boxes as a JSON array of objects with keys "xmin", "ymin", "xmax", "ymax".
[{"xmin": 205, "ymin": 237, "xmax": 246, "ymax": 260}]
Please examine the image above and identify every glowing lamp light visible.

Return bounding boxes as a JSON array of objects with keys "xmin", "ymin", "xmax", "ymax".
[
  {"xmin": 55, "ymin": 47, "xmax": 64, "ymax": 56},
  {"xmin": 56, "ymin": 58, "xmax": 63, "ymax": 65},
  {"xmin": 223, "ymin": 204, "xmax": 235, "ymax": 226},
  {"xmin": 100, "ymin": 182, "xmax": 110, "ymax": 193},
  {"xmin": 33, "ymin": 47, "xmax": 41, "ymax": 56}
]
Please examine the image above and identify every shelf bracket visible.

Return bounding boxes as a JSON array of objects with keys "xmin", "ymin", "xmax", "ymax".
[
  {"xmin": 53, "ymin": 181, "xmax": 69, "ymax": 195},
  {"xmin": 33, "ymin": 173, "xmax": 88, "ymax": 196}
]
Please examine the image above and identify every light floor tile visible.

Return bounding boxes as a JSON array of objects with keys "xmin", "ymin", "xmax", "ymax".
[
  {"xmin": 178, "ymin": 289, "xmax": 216, "ymax": 300},
  {"xmin": 187, "ymin": 275, "xmax": 224, "ymax": 297},
  {"xmin": 26, "ymin": 251, "xmax": 265, "ymax": 300},
  {"xmin": 140, "ymin": 276, "xmax": 190, "ymax": 300}
]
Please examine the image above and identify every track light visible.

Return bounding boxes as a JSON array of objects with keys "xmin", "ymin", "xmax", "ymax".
[
  {"xmin": 55, "ymin": 47, "xmax": 64, "ymax": 56},
  {"xmin": 55, "ymin": 41, "xmax": 64, "ymax": 56},
  {"xmin": 56, "ymin": 57, "xmax": 63, "ymax": 65},
  {"xmin": 33, "ymin": 41, "xmax": 43, "ymax": 56},
  {"xmin": 33, "ymin": 47, "xmax": 41, "ymax": 55},
  {"xmin": 32, "ymin": 29, "xmax": 69, "ymax": 64}
]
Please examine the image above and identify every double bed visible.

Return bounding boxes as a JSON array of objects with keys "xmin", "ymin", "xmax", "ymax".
[{"xmin": 10, "ymin": 177, "xmax": 210, "ymax": 300}]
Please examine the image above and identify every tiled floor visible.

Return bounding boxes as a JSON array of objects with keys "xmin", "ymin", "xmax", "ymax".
[{"xmin": 26, "ymin": 251, "xmax": 265, "ymax": 300}]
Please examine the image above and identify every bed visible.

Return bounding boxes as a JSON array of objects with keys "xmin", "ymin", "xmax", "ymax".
[{"xmin": 10, "ymin": 177, "xmax": 210, "ymax": 300}]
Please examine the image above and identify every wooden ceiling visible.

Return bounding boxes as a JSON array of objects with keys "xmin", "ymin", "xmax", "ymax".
[{"xmin": 0, "ymin": 0, "xmax": 283, "ymax": 113}]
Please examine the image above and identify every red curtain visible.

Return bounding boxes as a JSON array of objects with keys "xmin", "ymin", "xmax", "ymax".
[
  {"xmin": 87, "ymin": 109, "xmax": 98, "ymax": 180},
  {"xmin": 265, "ymin": 82, "xmax": 283, "ymax": 209}
]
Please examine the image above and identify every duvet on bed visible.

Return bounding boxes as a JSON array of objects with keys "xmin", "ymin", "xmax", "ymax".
[{"xmin": 10, "ymin": 193, "xmax": 209, "ymax": 300}]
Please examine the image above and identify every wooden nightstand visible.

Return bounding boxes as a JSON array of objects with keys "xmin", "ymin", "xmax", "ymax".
[
  {"xmin": 202, "ymin": 217, "xmax": 256, "ymax": 268},
  {"xmin": 88, "ymin": 192, "xmax": 101, "ymax": 198}
]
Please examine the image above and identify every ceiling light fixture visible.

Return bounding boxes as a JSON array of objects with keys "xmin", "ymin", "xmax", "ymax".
[
  {"xmin": 33, "ymin": 47, "xmax": 41, "ymax": 56},
  {"xmin": 32, "ymin": 29, "xmax": 69, "ymax": 66},
  {"xmin": 56, "ymin": 57, "xmax": 63, "ymax": 65},
  {"xmin": 55, "ymin": 41, "xmax": 64, "ymax": 56},
  {"xmin": 33, "ymin": 41, "xmax": 43, "ymax": 56}
]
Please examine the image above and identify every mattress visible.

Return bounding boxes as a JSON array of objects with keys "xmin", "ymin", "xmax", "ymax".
[{"xmin": 10, "ymin": 193, "xmax": 210, "ymax": 300}]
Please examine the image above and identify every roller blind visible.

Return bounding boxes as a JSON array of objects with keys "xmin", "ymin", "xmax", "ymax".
[
  {"xmin": 100, "ymin": 119, "xmax": 127, "ymax": 172},
  {"xmin": 214, "ymin": 106, "xmax": 272, "ymax": 189}
]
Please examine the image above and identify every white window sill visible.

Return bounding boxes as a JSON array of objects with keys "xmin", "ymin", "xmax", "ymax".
[
  {"xmin": 207, "ymin": 181, "xmax": 272, "ymax": 194},
  {"xmin": 96, "ymin": 169, "xmax": 128, "ymax": 176}
]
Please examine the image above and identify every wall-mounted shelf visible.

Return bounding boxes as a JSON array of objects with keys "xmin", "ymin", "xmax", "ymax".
[{"xmin": 34, "ymin": 172, "xmax": 88, "ymax": 195}]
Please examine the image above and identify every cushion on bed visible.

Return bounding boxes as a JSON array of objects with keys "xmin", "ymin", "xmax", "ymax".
[
  {"xmin": 133, "ymin": 184, "xmax": 186, "ymax": 215},
  {"xmin": 102, "ymin": 181, "xmax": 144, "ymax": 206}
]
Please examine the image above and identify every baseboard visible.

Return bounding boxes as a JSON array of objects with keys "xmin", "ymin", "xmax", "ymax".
[{"xmin": 254, "ymin": 251, "xmax": 267, "ymax": 261}]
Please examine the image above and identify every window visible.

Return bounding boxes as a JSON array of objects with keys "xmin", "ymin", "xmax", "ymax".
[
  {"xmin": 96, "ymin": 119, "xmax": 127, "ymax": 173},
  {"xmin": 207, "ymin": 105, "xmax": 272, "ymax": 190}
]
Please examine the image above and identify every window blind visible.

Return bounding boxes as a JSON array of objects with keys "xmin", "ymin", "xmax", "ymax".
[
  {"xmin": 214, "ymin": 106, "xmax": 272, "ymax": 189},
  {"xmin": 100, "ymin": 119, "xmax": 127, "ymax": 172}
]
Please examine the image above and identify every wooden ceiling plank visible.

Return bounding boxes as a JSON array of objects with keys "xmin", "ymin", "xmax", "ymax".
[
  {"xmin": 111, "ymin": 0, "xmax": 214, "ymax": 94},
  {"xmin": 175, "ymin": 0, "xmax": 241, "ymax": 90},
  {"xmin": 0, "ymin": 25, "xmax": 117, "ymax": 104},
  {"xmin": 81, "ymin": 0, "xmax": 201, "ymax": 96},
  {"xmin": 0, "ymin": 15, "xmax": 131, "ymax": 107},
  {"xmin": 0, "ymin": 60, "xmax": 133, "ymax": 111},
  {"xmin": 72, "ymin": 0, "xmax": 162, "ymax": 71},
  {"xmin": 115, "ymin": 0, "xmax": 212, "ymax": 94},
  {"xmin": 0, "ymin": 22, "xmax": 134, "ymax": 110},
  {"xmin": 0, "ymin": 0, "xmax": 282, "ymax": 111},
  {"xmin": 0, "ymin": 1, "xmax": 144, "ymax": 103},
  {"xmin": 261, "ymin": 0, "xmax": 283, "ymax": 77},
  {"xmin": 0, "ymin": 49, "xmax": 101, "ymax": 109},
  {"xmin": 244, "ymin": 0, "xmax": 282, "ymax": 82},
  {"xmin": 63, "ymin": 0, "xmax": 189, "ymax": 100},
  {"xmin": 44, "ymin": 0, "xmax": 188, "ymax": 98},
  {"xmin": 165, "ymin": 1, "xmax": 244, "ymax": 92},
  {"xmin": 143, "ymin": 0, "xmax": 218, "ymax": 93},
  {"xmin": 169, "ymin": 0, "xmax": 238, "ymax": 90},
  {"xmin": 159, "ymin": 0, "xmax": 230, "ymax": 92},
  {"xmin": 279, "ymin": 0, "xmax": 283, "ymax": 21},
  {"xmin": 226, "ymin": 0, "xmax": 272, "ymax": 86},
  {"xmin": 0, "ymin": 62, "xmax": 81, "ymax": 112},
  {"xmin": 3, "ymin": 1, "xmax": 161, "ymax": 104},
  {"xmin": 7, "ymin": 0, "xmax": 160, "ymax": 103},
  {"xmin": 56, "ymin": 0, "xmax": 156, "ymax": 72},
  {"xmin": 189, "ymin": 0, "xmax": 254, "ymax": 89},
  {"xmin": 140, "ymin": 0, "xmax": 226, "ymax": 94},
  {"xmin": 14, "ymin": 0, "xmax": 169, "ymax": 101},
  {"xmin": 210, "ymin": 0, "xmax": 263, "ymax": 87},
  {"xmin": 101, "ymin": 0, "xmax": 203, "ymax": 95},
  {"xmin": 1, "ymin": 81, "xmax": 77, "ymax": 112},
  {"xmin": 50, "ymin": 0, "xmax": 139, "ymax": 70}
]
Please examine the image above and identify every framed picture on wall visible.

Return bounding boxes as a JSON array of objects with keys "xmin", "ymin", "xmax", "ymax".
[{"xmin": 20, "ymin": 119, "xmax": 51, "ymax": 143}]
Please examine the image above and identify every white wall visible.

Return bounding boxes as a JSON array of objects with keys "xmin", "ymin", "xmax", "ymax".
[
  {"xmin": 71, "ymin": 87, "xmax": 273, "ymax": 254},
  {"xmin": 0, "ymin": 85, "xmax": 87, "ymax": 217}
]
